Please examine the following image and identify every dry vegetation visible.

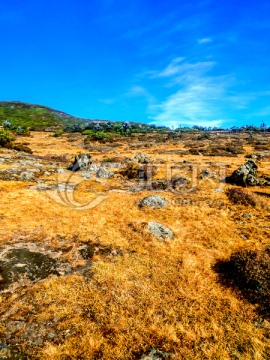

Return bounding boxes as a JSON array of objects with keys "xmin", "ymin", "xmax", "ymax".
[{"xmin": 0, "ymin": 131, "xmax": 270, "ymax": 359}]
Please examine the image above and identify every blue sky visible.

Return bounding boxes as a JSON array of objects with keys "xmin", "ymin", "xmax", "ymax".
[{"xmin": 1, "ymin": 0, "xmax": 270, "ymax": 128}]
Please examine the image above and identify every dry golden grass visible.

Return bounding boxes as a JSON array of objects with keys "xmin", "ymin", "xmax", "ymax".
[{"xmin": 0, "ymin": 131, "xmax": 270, "ymax": 359}]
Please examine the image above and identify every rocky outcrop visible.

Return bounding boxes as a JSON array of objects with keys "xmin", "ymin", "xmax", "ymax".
[
  {"xmin": 0, "ymin": 167, "xmax": 41, "ymax": 181},
  {"xmin": 226, "ymin": 160, "xmax": 260, "ymax": 187},
  {"xmin": 68, "ymin": 154, "xmax": 92, "ymax": 171},
  {"xmin": 134, "ymin": 153, "xmax": 150, "ymax": 164},
  {"xmin": 96, "ymin": 167, "xmax": 114, "ymax": 179}
]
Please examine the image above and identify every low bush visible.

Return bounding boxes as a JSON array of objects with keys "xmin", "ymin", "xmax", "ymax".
[
  {"xmin": 83, "ymin": 130, "xmax": 116, "ymax": 142},
  {"xmin": 215, "ymin": 248, "xmax": 270, "ymax": 318},
  {"xmin": 119, "ymin": 163, "xmax": 157, "ymax": 180},
  {"xmin": 53, "ymin": 129, "xmax": 64, "ymax": 137},
  {"xmin": 0, "ymin": 129, "xmax": 14, "ymax": 148},
  {"xmin": 226, "ymin": 188, "xmax": 257, "ymax": 207},
  {"xmin": 119, "ymin": 163, "xmax": 139, "ymax": 179},
  {"xmin": 12, "ymin": 144, "xmax": 33, "ymax": 154}
]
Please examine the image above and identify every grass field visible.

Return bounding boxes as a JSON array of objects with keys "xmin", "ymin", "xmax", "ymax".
[{"xmin": 0, "ymin": 131, "xmax": 269, "ymax": 359}]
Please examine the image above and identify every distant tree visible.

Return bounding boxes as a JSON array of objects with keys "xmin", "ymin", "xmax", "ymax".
[{"xmin": 260, "ymin": 121, "xmax": 267, "ymax": 132}]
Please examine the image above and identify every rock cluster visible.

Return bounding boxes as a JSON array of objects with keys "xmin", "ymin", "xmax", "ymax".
[{"xmin": 133, "ymin": 153, "xmax": 150, "ymax": 164}]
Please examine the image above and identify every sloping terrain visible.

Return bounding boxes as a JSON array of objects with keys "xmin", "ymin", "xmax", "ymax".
[
  {"xmin": 0, "ymin": 131, "xmax": 269, "ymax": 359},
  {"xmin": 0, "ymin": 101, "xmax": 85, "ymax": 130}
]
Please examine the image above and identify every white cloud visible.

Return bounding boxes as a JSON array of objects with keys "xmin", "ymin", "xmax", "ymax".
[
  {"xmin": 151, "ymin": 85, "xmax": 225, "ymax": 128},
  {"xmin": 126, "ymin": 85, "xmax": 156, "ymax": 105},
  {"xmin": 197, "ymin": 37, "xmax": 212, "ymax": 44},
  {"xmin": 151, "ymin": 57, "xmax": 185, "ymax": 78},
  {"xmin": 147, "ymin": 58, "xmax": 238, "ymax": 127}
]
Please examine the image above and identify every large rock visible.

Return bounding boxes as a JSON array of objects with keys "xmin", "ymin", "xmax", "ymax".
[
  {"xmin": 148, "ymin": 222, "xmax": 174, "ymax": 240},
  {"xmin": 227, "ymin": 160, "xmax": 260, "ymax": 187},
  {"xmin": 139, "ymin": 195, "xmax": 168, "ymax": 209},
  {"xmin": 68, "ymin": 154, "xmax": 92, "ymax": 172}
]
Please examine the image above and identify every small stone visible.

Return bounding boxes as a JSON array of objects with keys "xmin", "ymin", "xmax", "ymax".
[
  {"xmin": 242, "ymin": 213, "xmax": 252, "ymax": 219},
  {"xmin": 214, "ymin": 188, "xmax": 223, "ymax": 192},
  {"xmin": 56, "ymin": 168, "xmax": 67, "ymax": 173},
  {"xmin": 141, "ymin": 349, "xmax": 171, "ymax": 360},
  {"xmin": 47, "ymin": 332, "xmax": 57, "ymax": 340},
  {"xmin": 201, "ymin": 169, "xmax": 211, "ymax": 177}
]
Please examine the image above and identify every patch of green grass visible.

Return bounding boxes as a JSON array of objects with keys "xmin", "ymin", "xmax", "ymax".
[{"xmin": 0, "ymin": 101, "xmax": 84, "ymax": 130}]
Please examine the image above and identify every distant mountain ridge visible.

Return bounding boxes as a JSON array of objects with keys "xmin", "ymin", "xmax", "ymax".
[
  {"xmin": 0, "ymin": 101, "xmax": 89, "ymax": 129},
  {"xmin": 0, "ymin": 101, "xmax": 132, "ymax": 130}
]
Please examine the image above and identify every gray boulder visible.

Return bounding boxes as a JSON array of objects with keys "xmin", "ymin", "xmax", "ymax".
[
  {"xmin": 96, "ymin": 167, "xmax": 114, "ymax": 179},
  {"xmin": 139, "ymin": 195, "xmax": 168, "ymax": 209},
  {"xmin": 227, "ymin": 160, "xmax": 260, "ymax": 187},
  {"xmin": 148, "ymin": 222, "xmax": 174, "ymax": 240},
  {"xmin": 68, "ymin": 154, "xmax": 92, "ymax": 172}
]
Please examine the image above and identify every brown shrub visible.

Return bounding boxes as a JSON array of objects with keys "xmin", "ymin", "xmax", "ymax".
[
  {"xmin": 226, "ymin": 188, "xmax": 257, "ymax": 207},
  {"xmin": 119, "ymin": 163, "xmax": 157, "ymax": 180},
  {"xmin": 215, "ymin": 248, "xmax": 270, "ymax": 318},
  {"xmin": 12, "ymin": 144, "xmax": 33, "ymax": 154}
]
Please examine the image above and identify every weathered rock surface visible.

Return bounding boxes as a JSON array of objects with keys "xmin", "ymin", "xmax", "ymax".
[
  {"xmin": 227, "ymin": 160, "xmax": 260, "ymax": 186},
  {"xmin": 68, "ymin": 154, "xmax": 92, "ymax": 171},
  {"xmin": 0, "ymin": 168, "xmax": 41, "ymax": 181},
  {"xmin": 147, "ymin": 221, "xmax": 174, "ymax": 240},
  {"xmin": 0, "ymin": 243, "xmax": 71, "ymax": 291},
  {"xmin": 96, "ymin": 167, "xmax": 114, "ymax": 179},
  {"xmin": 139, "ymin": 195, "xmax": 168, "ymax": 209},
  {"xmin": 134, "ymin": 153, "xmax": 150, "ymax": 164},
  {"xmin": 141, "ymin": 349, "xmax": 171, "ymax": 359}
]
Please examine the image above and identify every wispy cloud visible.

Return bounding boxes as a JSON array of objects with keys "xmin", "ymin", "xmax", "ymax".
[
  {"xmin": 143, "ymin": 57, "xmax": 253, "ymax": 128},
  {"xmin": 197, "ymin": 37, "xmax": 212, "ymax": 43},
  {"xmin": 126, "ymin": 85, "xmax": 156, "ymax": 105}
]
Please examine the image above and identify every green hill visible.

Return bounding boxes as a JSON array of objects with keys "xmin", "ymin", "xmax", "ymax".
[{"xmin": 0, "ymin": 101, "xmax": 85, "ymax": 130}]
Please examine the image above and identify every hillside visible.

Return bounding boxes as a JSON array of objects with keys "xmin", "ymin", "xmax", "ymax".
[
  {"xmin": 0, "ymin": 130, "xmax": 269, "ymax": 359},
  {"xmin": 0, "ymin": 101, "xmax": 86, "ymax": 129}
]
